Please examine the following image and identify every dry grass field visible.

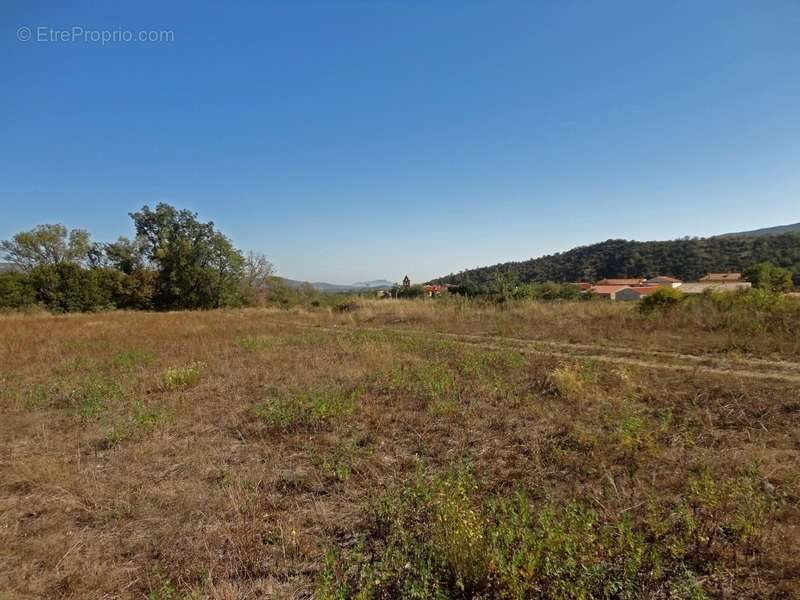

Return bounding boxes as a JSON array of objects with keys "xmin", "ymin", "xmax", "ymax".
[{"xmin": 2, "ymin": 299, "xmax": 799, "ymax": 598}]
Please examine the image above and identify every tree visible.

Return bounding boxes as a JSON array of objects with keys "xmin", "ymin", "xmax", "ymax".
[
  {"xmin": 129, "ymin": 203, "xmax": 245, "ymax": 310},
  {"xmin": 0, "ymin": 224, "xmax": 91, "ymax": 272},
  {"xmin": 744, "ymin": 262, "xmax": 794, "ymax": 292},
  {"xmin": 28, "ymin": 263, "xmax": 122, "ymax": 313},
  {"xmin": 0, "ymin": 272, "xmax": 36, "ymax": 309},
  {"xmin": 104, "ymin": 236, "xmax": 148, "ymax": 275},
  {"xmin": 240, "ymin": 251, "xmax": 274, "ymax": 304}
]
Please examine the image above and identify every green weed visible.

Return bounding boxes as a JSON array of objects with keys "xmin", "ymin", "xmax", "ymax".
[
  {"xmin": 106, "ymin": 401, "xmax": 172, "ymax": 447},
  {"xmin": 237, "ymin": 335, "xmax": 276, "ymax": 352},
  {"xmin": 162, "ymin": 362, "xmax": 204, "ymax": 390},
  {"xmin": 69, "ymin": 376, "xmax": 122, "ymax": 418},
  {"xmin": 22, "ymin": 382, "xmax": 58, "ymax": 409},
  {"xmin": 253, "ymin": 387, "xmax": 358, "ymax": 429},
  {"xmin": 113, "ymin": 348, "xmax": 157, "ymax": 369},
  {"xmin": 309, "ymin": 437, "xmax": 369, "ymax": 482},
  {"xmin": 317, "ymin": 470, "xmax": 737, "ymax": 599}
]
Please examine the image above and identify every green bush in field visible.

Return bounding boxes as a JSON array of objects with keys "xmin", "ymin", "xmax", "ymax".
[
  {"xmin": 639, "ymin": 287, "xmax": 685, "ymax": 313},
  {"xmin": 0, "ymin": 272, "xmax": 36, "ymax": 309}
]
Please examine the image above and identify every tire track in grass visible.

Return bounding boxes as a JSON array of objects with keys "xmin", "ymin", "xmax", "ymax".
[{"xmin": 268, "ymin": 320, "xmax": 800, "ymax": 384}]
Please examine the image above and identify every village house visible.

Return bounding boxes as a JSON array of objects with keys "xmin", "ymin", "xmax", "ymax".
[
  {"xmin": 422, "ymin": 284, "xmax": 448, "ymax": 297},
  {"xmin": 587, "ymin": 285, "xmax": 628, "ymax": 300},
  {"xmin": 587, "ymin": 272, "xmax": 755, "ymax": 301},
  {"xmin": 700, "ymin": 272, "xmax": 743, "ymax": 283},
  {"xmin": 615, "ymin": 286, "xmax": 661, "ymax": 301},
  {"xmin": 595, "ymin": 278, "xmax": 644, "ymax": 286},
  {"xmin": 645, "ymin": 275, "xmax": 682, "ymax": 287},
  {"xmin": 679, "ymin": 281, "xmax": 752, "ymax": 294}
]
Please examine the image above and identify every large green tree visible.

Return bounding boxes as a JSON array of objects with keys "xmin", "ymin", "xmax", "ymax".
[
  {"xmin": 744, "ymin": 261, "xmax": 794, "ymax": 292},
  {"xmin": 0, "ymin": 224, "xmax": 91, "ymax": 272},
  {"xmin": 129, "ymin": 204, "xmax": 245, "ymax": 310}
]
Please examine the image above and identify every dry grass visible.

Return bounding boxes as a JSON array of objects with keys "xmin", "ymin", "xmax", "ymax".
[{"xmin": 1, "ymin": 302, "xmax": 798, "ymax": 598}]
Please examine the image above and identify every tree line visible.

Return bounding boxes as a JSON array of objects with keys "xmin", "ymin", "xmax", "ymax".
[
  {"xmin": 0, "ymin": 204, "xmax": 273, "ymax": 312},
  {"xmin": 431, "ymin": 234, "xmax": 800, "ymax": 289}
]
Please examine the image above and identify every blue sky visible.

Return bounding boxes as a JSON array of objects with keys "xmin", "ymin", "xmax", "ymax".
[{"xmin": 2, "ymin": 1, "xmax": 799, "ymax": 283}]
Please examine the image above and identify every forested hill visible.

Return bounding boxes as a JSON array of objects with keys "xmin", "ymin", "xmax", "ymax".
[
  {"xmin": 431, "ymin": 232, "xmax": 800, "ymax": 286},
  {"xmin": 715, "ymin": 222, "xmax": 800, "ymax": 238}
]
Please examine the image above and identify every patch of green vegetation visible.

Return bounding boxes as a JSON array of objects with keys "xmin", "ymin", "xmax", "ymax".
[
  {"xmin": 69, "ymin": 375, "xmax": 122, "ymax": 418},
  {"xmin": 614, "ymin": 403, "xmax": 660, "ymax": 454},
  {"xmin": 236, "ymin": 335, "xmax": 277, "ymax": 352},
  {"xmin": 460, "ymin": 347, "xmax": 525, "ymax": 377},
  {"xmin": 309, "ymin": 436, "xmax": 371, "ymax": 482},
  {"xmin": 62, "ymin": 339, "xmax": 113, "ymax": 353},
  {"xmin": 547, "ymin": 358, "xmax": 601, "ymax": 400},
  {"xmin": 162, "ymin": 362, "xmax": 204, "ymax": 390},
  {"xmin": 253, "ymin": 387, "xmax": 358, "ymax": 429},
  {"xmin": 113, "ymin": 348, "xmax": 157, "ymax": 369},
  {"xmin": 147, "ymin": 569, "xmax": 182, "ymax": 600},
  {"xmin": 106, "ymin": 401, "xmax": 172, "ymax": 447},
  {"xmin": 679, "ymin": 470, "xmax": 772, "ymax": 548},
  {"xmin": 57, "ymin": 355, "xmax": 100, "ymax": 374},
  {"xmin": 388, "ymin": 363, "xmax": 460, "ymax": 406},
  {"xmin": 318, "ymin": 467, "xmax": 772, "ymax": 599},
  {"xmin": 21, "ymin": 382, "xmax": 58, "ymax": 409}
]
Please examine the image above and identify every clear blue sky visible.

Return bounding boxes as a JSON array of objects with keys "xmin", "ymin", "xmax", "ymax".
[{"xmin": 2, "ymin": 1, "xmax": 799, "ymax": 284}]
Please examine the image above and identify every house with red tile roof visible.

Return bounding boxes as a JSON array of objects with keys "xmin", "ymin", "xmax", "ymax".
[
  {"xmin": 596, "ymin": 278, "xmax": 644, "ymax": 286},
  {"xmin": 644, "ymin": 275, "xmax": 682, "ymax": 288},
  {"xmin": 422, "ymin": 284, "xmax": 448, "ymax": 297},
  {"xmin": 587, "ymin": 285, "xmax": 628, "ymax": 300},
  {"xmin": 615, "ymin": 286, "xmax": 661, "ymax": 301},
  {"xmin": 700, "ymin": 273, "xmax": 742, "ymax": 282}
]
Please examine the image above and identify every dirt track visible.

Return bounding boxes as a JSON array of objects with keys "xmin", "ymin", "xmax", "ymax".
[{"xmin": 278, "ymin": 321, "xmax": 800, "ymax": 384}]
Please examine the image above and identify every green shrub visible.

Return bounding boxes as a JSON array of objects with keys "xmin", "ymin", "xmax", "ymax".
[
  {"xmin": 162, "ymin": 362, "xmax": 205, "ymax": 390},
  {"xmin": 744, "ymin": 261, "xmax": 793, "ymax": 292},
  {"xmin": 0, "ymin": 272, "xmax": 36, "ymax": 309},
  {"xmin": 639, "ymin": 287, "xmax": 685, "ymax": 313}
]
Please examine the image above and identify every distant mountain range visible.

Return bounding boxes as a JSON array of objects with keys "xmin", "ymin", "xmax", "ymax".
[
  {"xmin": 279, "ymin": 278, "xmax": 394, "ymax": 293},
  {"xmin": 431, "ymin": 223, "xmax": 800, "ymax": 286},
  {"xmin": 0, "ymin": 262, "xmax": 17, "ymax": 273},
  {"xmin": 715, "ymin": 222, "xmax": 800, "ymax": 238}
]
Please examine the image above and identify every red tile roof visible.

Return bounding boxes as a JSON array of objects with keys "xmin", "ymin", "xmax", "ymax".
[
  {"xmin": 596, "ymin": 278, "xmax": 643, "ymax": 286},
  {"xmin": 588, "ymin": 285, "xmax": 628, "ymax": 295},
  {"xmin": 700, "ymin": 273, "xmax": 742, "ymax": 282},
  {"xmin": 627, "ymin": 286, "xmax": 660, "ymax": 296}
]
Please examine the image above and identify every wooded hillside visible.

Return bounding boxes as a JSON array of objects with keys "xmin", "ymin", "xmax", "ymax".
[{"xmin": 432, "ymin": 233, "xmax": 800, "ymax": 286}]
